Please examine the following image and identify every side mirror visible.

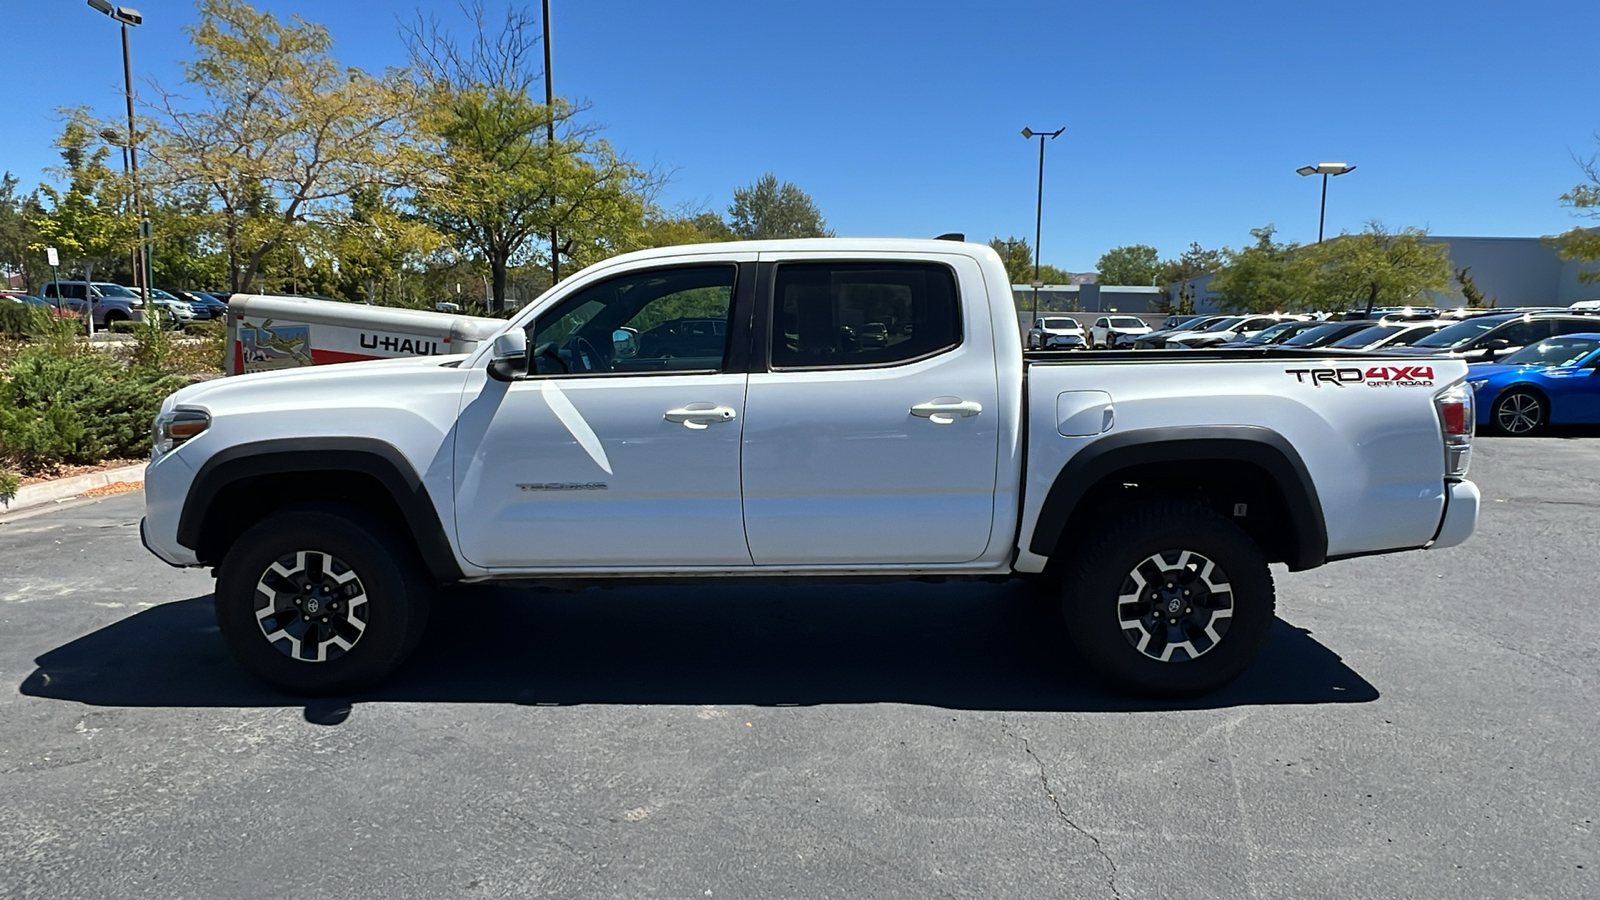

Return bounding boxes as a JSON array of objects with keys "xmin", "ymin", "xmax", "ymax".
[
  {"xmin": 612, "ymin": 328, "xmax": 639, "ymax": 360},
  {"xmin": 486, "ymin": 329, "xmax": 528, "ymax": 382},
  {"xmin": 1484, "ymin": 338, "xmax": 1510, "ymax": 352}
]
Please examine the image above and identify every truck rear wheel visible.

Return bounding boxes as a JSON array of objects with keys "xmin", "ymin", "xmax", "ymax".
[
  {"xmin": 215, "ymin": 507, "xmax": 433, "ymax": 695},
  {"xmin": 1060, "ymin": 501, "xmax": 1275, "ymax": 697}
]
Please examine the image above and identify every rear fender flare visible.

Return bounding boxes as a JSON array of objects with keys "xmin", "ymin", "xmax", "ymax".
[{"xmin": 1028, "ymin": 425, "xmax": 1328, "ymax": 570}]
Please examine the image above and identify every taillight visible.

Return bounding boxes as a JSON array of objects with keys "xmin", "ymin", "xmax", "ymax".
[{"xmin": 1434, "ymin": 382, "xmax": 1473, "ymax": 478}]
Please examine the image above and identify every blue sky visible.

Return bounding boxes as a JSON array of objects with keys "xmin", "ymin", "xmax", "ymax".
[{"xmin": 3, "ymin": 0, "xmax": 1595, "ymax": 271}]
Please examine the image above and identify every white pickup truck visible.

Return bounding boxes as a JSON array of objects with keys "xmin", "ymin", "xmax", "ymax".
[{"xmin": 141, "ymin": 239, "xmax": 1480, "ymax": 697}]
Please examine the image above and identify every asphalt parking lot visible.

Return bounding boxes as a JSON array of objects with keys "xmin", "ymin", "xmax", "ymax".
[{"xmin": 1, "ymin": 436, "xmax": 1596, "ymax": 899}]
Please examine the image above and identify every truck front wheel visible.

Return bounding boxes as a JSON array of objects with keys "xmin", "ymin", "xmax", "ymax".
[
  {"xmin": 214, "ymin": 507, "xmax": 433, "ymax": 695},
  {"xmin": 1060, "ymin": 501, "xmax": 1275, "ymax": 697}
]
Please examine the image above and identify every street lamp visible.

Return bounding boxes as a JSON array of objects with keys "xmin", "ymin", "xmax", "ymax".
[
  {"xmin": 86, "ymin": 0, "xmax": 152, "ymax": 313},
  {"xmin": 1295, "ymin": 161, "xmax": 1356, "ymax": 243},
  {"xmin": 1022, "ymin": 127, "xmax": 1064, "ymax": 329}
]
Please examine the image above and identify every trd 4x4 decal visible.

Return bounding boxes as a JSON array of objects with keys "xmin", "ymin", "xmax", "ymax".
[{"xmin": 1286, "ymin": 366, "xmax": 1435, "ymax": 387}]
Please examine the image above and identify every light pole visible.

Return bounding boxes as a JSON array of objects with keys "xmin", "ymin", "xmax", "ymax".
[
  {"xmin": 1022, "ymin": 127, "xmax": 1064, "ymax": 329},
  {"xmin": 542, "ymin": 0, "xmax": 560, "ymax": 289},
  {"xmin": 86, "ymin": 0, "xmax": 152, "ymax": 315},
  {"xmin": 1295, "ymin": 161, "xmax": 1356, "ymax": 243}
]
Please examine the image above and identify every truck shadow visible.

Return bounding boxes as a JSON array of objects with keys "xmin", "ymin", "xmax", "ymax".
[{"xmin": 19, "ymin": 581, "xmax": 1378, "ymax": 715}]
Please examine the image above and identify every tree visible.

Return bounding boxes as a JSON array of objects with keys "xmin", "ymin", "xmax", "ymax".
[
  {"xmin": 1455, "ymin": 266, "xmax": 1493, "ymax": 309},
  {"xmin": 405, "ymin": 4, "xmax": 651, "ymax": 311},
  {"xmin": 0, "ymin": 173, "xmax": 47, "ymax": 291},
  {"xmin": 1095, "ymin": 244, "xmax": 1160, "ymax": 286},
  {"xmin": 141, "ymin": 0, "xmax": 414, "ymax": 294},
  {"xmin": 727, "ymin": 173, "xmax": 832, "ymax": 239},
  {"xmin": 1552, "ymin": 144, "xmax": 1600, "ymax": 283},
  {"xmin": 986, "ymin": 236, "xmax": 1073, "ymax": 285},
  {"xmin": 1207, "ymin": 226, "xmax": 1314, "ymax": 314},
  {"xmin": 1157, "ymin": 242, "xmax": 1224, "ymax": 315},
  {"xmin": 1306, "ymin": 223, "xmax": 1451, "ymax": 316},
  {"xmin": 29, "ymin": 121, "xmax": 138, "ymax": 283}
]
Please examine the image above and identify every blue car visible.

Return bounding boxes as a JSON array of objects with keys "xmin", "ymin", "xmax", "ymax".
[{"xmin": 1467, "ymin": 333, "xmax": 1600, "ymax": 434}]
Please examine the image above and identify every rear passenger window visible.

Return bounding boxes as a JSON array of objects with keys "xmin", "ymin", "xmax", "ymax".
[{"xmin": 769, "ymin": 262, "xmax": 961, "ymax": 369}]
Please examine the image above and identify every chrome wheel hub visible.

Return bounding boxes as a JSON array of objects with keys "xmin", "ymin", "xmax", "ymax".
[
  {"xmin": 254, "ymin": 550, "xmax": 369, "ymax": 663},
  {"xmin": 1117, "ymin": 549, "xmax": 1234, "ymax": 663}
]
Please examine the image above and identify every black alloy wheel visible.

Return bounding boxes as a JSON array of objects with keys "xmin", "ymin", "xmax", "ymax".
[
  {"xmin": 215, "ymin": 507, "xmax": 433, "ymax": 695},
  {"xmin": 1060, "ymin": 501, "xmax": 1275, "ymax": 697}
]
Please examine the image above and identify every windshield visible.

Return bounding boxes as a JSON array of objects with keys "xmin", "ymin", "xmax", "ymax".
[
  {"xmin": 92, "ymin": 282, "xmax": 140, "ymax": 298},
  {"xmin": 1243, "ymin": 321, "xmax": 1304, "ymax": 344},
  {"xmin": 1501, "ymin": 337, "xmax": 1600, "ymax": 367},
  {"xmin": 1412, "ymin": 316, "xmax": 1511, "ymax": 349},
  {"xmin": 149, "ymin": 289, "xmax": 180, "ymax": 301},
  {"xmin": 1282, "ymin": 323, "xmax": 1358, "ymax": 347},
  {"xmin": 1110, "ymin": 317, "xmax": 1145, "ymax": 328},
  {"xmin": 1330, "ymin": 325, "xmax": 1401, "ymax": 349},
  {"xmin": 1041, "ymin": 318, "xmax": 1076, "ymax": 329},
  {"xmin": 1201, "ymin": 317, "xmax": 1246, "ymax": 333}
]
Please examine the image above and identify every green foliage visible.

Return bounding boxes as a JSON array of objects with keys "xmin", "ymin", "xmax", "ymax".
[
  {"xmin": 1552, "ymin": 149, "xmax": 1600, "ymax": 283},
  {"xmin": 1305, "ymin": 224, "xmax": 1451, "ymax": 314},
  {"xmin": 0, "ymin": 470, "xmax": 17, "ymax": 498},
  {"xmin": 1095, "ymin": 244, "xmax": 1161, "ymax": 286},
  {"xmin": 1456, "ymin": 266, "xmax": 1494, "ymax": 308},
  {"xmin": 28, "ymin": 118, "xmax": 137, "ymax": 272},
  {"xmin": 986, "ymin": 236, "xmax": 1073, "ymax": 285},
  {"xmin": 183, "ymin": 319, "xmax": 226, "ymax": 338},
  {"xmin": 0, "ymin": 172, "xmax": 47, "ymax": 291},
  {"xmin": 108, "ymin": 321, "xmax": 141, "ymax": 335},
  {"xmin": 1209, "ymin": 226, "xmax": 1314, "ymax": 313},
  {"xmin": 728, "ymin": 174, "xmax": 832, "ymax": 240},
  {"xmin": 0, "ymin": 348, "xmax": 185, "ymax": 469},
  {"xmin": 0, "ymin": 303, "xmax": 41, "ymax": 338}
]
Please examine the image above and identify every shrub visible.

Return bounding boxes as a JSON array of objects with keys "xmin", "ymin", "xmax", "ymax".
[
  {"xmin": 108, "ymin": 321, "xmax": 141, "ymax": 335},
  {"xmin": 183, "ymin": 320, "xmax": 226, "ymax": 339},
  {"xmin": 1, "ymin": 348, "xmax": 186, "ymax": 465},
  {"xmin": 0, "ymin": 470, "xmax": 17, "ymax": 498}
]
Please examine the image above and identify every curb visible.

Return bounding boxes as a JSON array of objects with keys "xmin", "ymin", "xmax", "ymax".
[{"xmin": 0, "ymin": 463, "xmax": 147, "ymax": 514}]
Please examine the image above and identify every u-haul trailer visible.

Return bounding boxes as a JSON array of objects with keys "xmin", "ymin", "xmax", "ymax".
[{"xmin": 224, "ymin": 295, "xmax": 506, "ymax": 376}]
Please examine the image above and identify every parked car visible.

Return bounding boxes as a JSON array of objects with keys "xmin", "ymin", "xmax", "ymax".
[
  {"xmin": 1325, "ymin": 321, "xmax": 1452, "ymax": 351},
  {"xmin": 1467, "ymin": 333, "xmax": 1600, "ymax": 435},
  {"xmin": 1171, "ymin": 315, "xmax": 1300, "ymax": 349},
  {"xmin": 1, "ymin": 291, "xmax": 79, "ymax": 319},
  {"xmin": 1161, "ymin": 314, "xmax": 1210, "ymax": 331},
  {"xmin": 39, "ymin": 281, "xmax": 146, "ymax": 327},
  {"xmin": 1088, "ymin": 315, "xmax": 1153, "ymax": 349},
  {"xmin": 1274, "ymin": 321, "xmax": 1378, "ymax": 349},
  {"xmin": 1214, "ymin": 320, "xmax": 1326, "ymax": 349},
  {"xmin": 1027, "ymin": 316, "xmax": 1085, "ymax": 349},
  {"xmin": 1131, "ymin": 315, "xmax": 1231, "ymax": 349},
  {"xmin": 1389, "ymin": 312, "xmax": 1600, "ymax": 363},
  {"xmin": 143, "ymin": 238, "xmax": 1479, "ymax": 699},
  {"xmin": 859, "ymin": 322, "xmax": 890, "ymax": 349}
]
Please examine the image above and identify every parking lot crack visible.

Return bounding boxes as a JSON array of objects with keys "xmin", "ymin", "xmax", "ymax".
[{"xmin": 1001, "ymin": 718, "xmax": 1122, "ymax": 899}]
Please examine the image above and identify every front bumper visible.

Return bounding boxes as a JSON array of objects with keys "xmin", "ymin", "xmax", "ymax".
[
  {"xmin": 141, "ymin": 450, "xmax": 202, "ymax": 567},
  {"xmin": 1428, "ymin": 480, "xmax": 1480, "ymax": 550}
]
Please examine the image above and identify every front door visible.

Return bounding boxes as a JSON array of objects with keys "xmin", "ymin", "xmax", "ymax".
[
  {"xmin": 740, "ymin": 255, "xmax": 1001, "ymax": 565},
  {"xmin": 454, "ymin": 259, "xmax": 755, "ymax": 569}
]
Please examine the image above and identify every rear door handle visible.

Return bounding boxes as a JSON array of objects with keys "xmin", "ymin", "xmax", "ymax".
[
  {"xmin": 911, "ymin": 399, "xmax": 983, "ymax": 425},
  {"xmin": 665, "ymin": 405, "xmax": 738, "ymax": 430}
]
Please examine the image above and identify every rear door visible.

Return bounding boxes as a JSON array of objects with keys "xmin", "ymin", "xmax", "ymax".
[{"xmin": 739, "ymin": 253, "xmax": 1001, "ymax": 565}]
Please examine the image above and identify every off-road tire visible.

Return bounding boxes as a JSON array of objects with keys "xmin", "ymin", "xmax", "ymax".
[
  {"xmin": 1060, "ymin": 500, "xmax": 1275, "ymax": 697},
  {"xmin": 215, "ymin": 506, "xmax": 433, "ymax": 695}
]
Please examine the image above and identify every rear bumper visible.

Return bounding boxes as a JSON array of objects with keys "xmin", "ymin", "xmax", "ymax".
[{"xmin": 1428, "ymin": 479, "xmax": 1479, "ymax": 550}]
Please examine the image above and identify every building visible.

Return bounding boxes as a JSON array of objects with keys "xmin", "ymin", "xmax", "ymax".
[{"xmin": 1175, "ymin": 232, "xmax": 1600, "ymax": 312}]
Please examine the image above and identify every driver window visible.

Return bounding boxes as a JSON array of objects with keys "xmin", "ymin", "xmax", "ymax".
[{"xmin": 528, "ymin": 265, "xmax": 737, "ymax": 376}]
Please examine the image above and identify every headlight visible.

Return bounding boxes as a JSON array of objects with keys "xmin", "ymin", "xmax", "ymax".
[
  {"xmin": 152, "ymin": 409, "xmax": 210, "ymax": 458},
  {"xmin": 129, "ymin": 299, "xmax": 144, "ymax": 308}
]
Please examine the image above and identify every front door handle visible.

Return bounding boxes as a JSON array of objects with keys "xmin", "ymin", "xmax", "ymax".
[
  {"xmin": 911, "ymin": 399, "xmax": 983, "ymax": 425},
  {"xmin": 665, "ymin": 404, "xmax": 738, "ymax": 430}
]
